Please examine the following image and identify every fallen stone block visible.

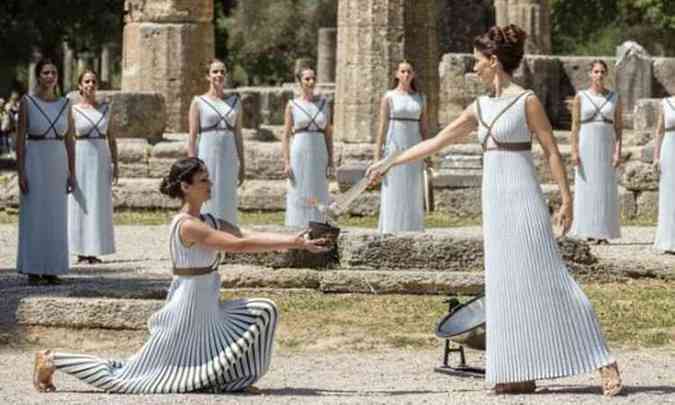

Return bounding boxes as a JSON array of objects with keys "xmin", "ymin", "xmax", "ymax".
[{"xmin": 319, "ymin": 270, "xmax": 484, "ymax": 295}]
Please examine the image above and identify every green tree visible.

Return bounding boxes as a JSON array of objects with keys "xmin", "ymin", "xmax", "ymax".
[
  {"xmin": 0, "ymin": 0, "xmax": 124, "ymax": 62},
  {"xmin": 220, "ymin": 0, "xmax": 337, "ymax": 85},
  {"xmin": 551, "ymin": 0, "xmax": 675, "ymax": 56}
]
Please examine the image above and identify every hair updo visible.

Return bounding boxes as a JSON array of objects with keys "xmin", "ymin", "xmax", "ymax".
[
  {"xmin": 473, "ymin": 24, "xmax": 528, "ymax": 75},
  {"xmin": 159, "ymin": 157, "xmax": 207, "ymax": 200}
]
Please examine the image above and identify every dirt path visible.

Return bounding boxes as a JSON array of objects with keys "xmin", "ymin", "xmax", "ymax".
[{"xmin": 0, "ymin": 348, "xmax": 673, "ymax": 404}]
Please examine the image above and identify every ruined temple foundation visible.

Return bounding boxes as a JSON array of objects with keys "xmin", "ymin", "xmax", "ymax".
[
  {"xmin": 495, "ymin": 0, "xmax": 551, "ymax": 55},
  {"xmin": 121, "ymin": 0, "xmax": 215, "ymax": 133},
  {"xmin": 334, "ymin": 0, "xmax": 440, "ymax": 143}
]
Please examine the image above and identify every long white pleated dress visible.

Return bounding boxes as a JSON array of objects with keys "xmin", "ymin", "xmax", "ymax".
[
  {"xmin": 52, "ymin": 213, "xmax": 278, "ymax": 393},
  {"xmin": 285, "ymin": 97, "xmax": 330, "ymax": 227},
  {"xmin": 68, "ymin": 103, "xmax": 115, "ymax": 256},
  {"xmin": 655, "ymin": 97, "xmax": 675, "ymax": 251},
  {"xmin": 476, "ymin": 91, "xmax": 614, "ymax": 385},
  {"xmin": 16, "ymin": 95, "xmax": 70, "ymax": 276},
  {"xmin": 378, "ymin": 90, "xmax": 425, "ymax": 233},
  {"xmin": 196, "ymin": 95, "xmax": 241, "ymax": 224},
  {"xmin": 570, "ymin": 90, "xmax": 621, "ymax": 240}
]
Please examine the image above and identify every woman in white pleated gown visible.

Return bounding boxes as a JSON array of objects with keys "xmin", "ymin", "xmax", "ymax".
[
  {"xmin": 569, "ymin": 60, "xmax": 622, "ymax": 243},
  {"xmin": 188, "ymin": 59, "xmax": 245, "ymax": 224},
  {"xmin": 68, "ymin": 70, "xmax": 117, "ymax": 264},
  {"xmin": 375, "ymin": 61, "xmax": 428, "ymax": 233},
  {"xmin": 282, "ymin": 65, "xmax": 334, "ymax": 227},
  {"xmin": 33, "ymin": 157, "xmax": 329, "ymax": 394},
  {"xmin": 368, "ymin": 25, "xmax": 622, "ymax": 397},
  {"xmin": 16, "ymin": 58, "xmax": 77, "ymax": 285},
  {"xmin": 653, "ymin": 97, "xmax": 675, "ymax": 252}
]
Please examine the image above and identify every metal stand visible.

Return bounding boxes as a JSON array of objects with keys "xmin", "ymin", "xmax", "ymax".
[
  {"xmin": 434, "ymin": 340, "xmax": 485, "ymax": 377},
  {"xmin": 434, "ymin": 297, "xmax": 485, "ymax": 378}
]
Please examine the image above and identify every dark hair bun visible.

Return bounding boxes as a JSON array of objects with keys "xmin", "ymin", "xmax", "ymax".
[
  {"xmin": 159, "ymin": 157, "xmax": 207, "ymax": 200},
  {"xmin": 474, "ymin": 24, "xmax": 528, "ymax": 75},
  {"xmin": 501, "ymin": 24, "xmax": 527, "ymax": 48},
  {"xmin": 159, "ymin": 176, "xmax": 182, "ymax": 199}
]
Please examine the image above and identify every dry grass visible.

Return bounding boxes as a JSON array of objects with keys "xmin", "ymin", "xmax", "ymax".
[
  {"xmin": 220, "ymin": 280, "xmax": 675, "ymax": 352},
  {"xmin": 4, "ymin": 281, "xmax": 672, "ymax": 354},
  {"xmin": 0, "ymin": 209, "xmax": 482, "ymax": 228}
]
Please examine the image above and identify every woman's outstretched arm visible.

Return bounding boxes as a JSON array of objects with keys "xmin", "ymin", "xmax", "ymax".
[
  {"xmin": 369, "ymin": 106, "xmax": 477, "ymax": 175},
  {"xmin": 180, "ymin": 218, "xmax": 328, "ymax": 254}
]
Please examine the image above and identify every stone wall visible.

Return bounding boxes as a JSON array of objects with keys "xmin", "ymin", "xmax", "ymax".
[
  {"xmin": 438, "ymin": 53, "xmax": 675, "ymax": 129},
  {"xmin": 122, "ymin": 0, "xmax": 214, "ymax": 133},
  {"xmin": 67, "ymin": 91, "xmax": 166, "ymax": 142}
]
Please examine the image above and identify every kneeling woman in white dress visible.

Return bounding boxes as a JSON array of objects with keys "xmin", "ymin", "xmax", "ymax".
[
  {"xmin": 68, "ymin": 69, "xmax": 117, "ymax": 264},
  {"xmin": 375, "ymin": 61, "xmax": 429, "ymax": 233},
  {"xmin": 188, "ymin": 59, "xmax": 245, "ymax": 224},
  {"xmin": 569, "ymin": 60, "xmax": 623, "ymax": 244},
  {"xmin": 653, "ymin": 96, "xmax": 675, "ymax": 253},
  {"xmin": 368, "ymin": 25, "xmax": 622, "ymax": 397},
  {"xmin": 33, "ymin": 157, "xmax": 328, "ymax": 394},
  {"xmin": 282, "ymin": 64, "xmax": 334, "ymax": 227}
]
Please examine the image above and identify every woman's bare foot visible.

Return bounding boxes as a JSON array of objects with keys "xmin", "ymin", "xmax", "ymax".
[
  {"xmin": 599, "ymin": 362, "xmax": 623, "ymax": 396},
  {"xmin": 493, "ymin": 380, "xmax": 536, "ymax": 394},
  {"xmin": 33, "ymin": 350, "xmax": 56, "ymax": 392}
]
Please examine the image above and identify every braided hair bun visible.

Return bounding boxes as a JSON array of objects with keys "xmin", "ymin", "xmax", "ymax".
[{"xmin": 474, "ymin": 24, "xmax": 528, "ymax": 75}]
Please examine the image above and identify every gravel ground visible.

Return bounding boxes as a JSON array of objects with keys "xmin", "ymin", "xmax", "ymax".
[
  {"xmin": 1, "ymin": 225, "xmax": 673, "ymax": 404},
  {"xmin": 2, "ymin": 224, "xmax": 674, "ymax": 274},
  {"xmin": 0, "ymin": 349, "xmax": 673, "ymax": 404}
]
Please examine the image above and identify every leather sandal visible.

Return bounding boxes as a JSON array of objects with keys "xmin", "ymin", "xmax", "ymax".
[
  {"xmin": 33, "ymin": 350, "xmax": 56, "ymax": 392},
  {"xmin": 600, "ymin": 362, "xmax": 623, "ymax": 397}
]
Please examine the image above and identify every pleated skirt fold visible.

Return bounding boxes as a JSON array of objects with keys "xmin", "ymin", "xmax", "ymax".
[
  {"xmin": 378, "ymin": 123, "xmax": 424, "ymax": 233},
  {"xmin": 570, "ymin": 123, "xmax": 621, "ymax": 239},
  {"xmin": 53, "ymin": 272, "xmax": 278, "ymax": 393},
  {"xmin": 198, "ymin": 132, "xmax": 239, "ymax": 224},
  {"xmin": 17, "ymin": 140, "xmax": 69, "ymax": 275},
  {"xmin": 482, "ymin": 150, "xmax": 613, "ymax": 384},
  {"xmin": 285, "ymin": 131, "xmax": 329, "ymax": 227},
  {"xmin": 68, "ymin": 139, "xmax": 115, "ymax": 256},
  {"xmin": 655, "ymin": 134, "xmax": 675, "ymax": 251}
]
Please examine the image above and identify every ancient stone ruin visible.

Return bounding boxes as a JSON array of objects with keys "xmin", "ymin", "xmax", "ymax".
[
  {"xmin": 4, "ymin": 1, "xmax": 675, "ymax": 231},
  {"xmin": 122, "ymin": 0, "xmax": 215, "ymax": 133}
]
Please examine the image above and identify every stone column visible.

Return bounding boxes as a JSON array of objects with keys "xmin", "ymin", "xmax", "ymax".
[
  {"xmin": 28, "ymin": 49, "xmax": 42, "ymax": 94},
  {"xmin": 122, "ymin": 0, "xmax": 215, "ymax": 132},
  {"xmin": 317, "ymin": 28, "xmax": 337, "ymax": 83},
  {"xmin": 493, "ymin": 0, "xmax": 551, "ymax": 55},
  {"xmin": 100, "ymin": 43, "xmax": 112, "ymax": 87},
  {"xmin": 62, "ymin": 42, "xmax": 74, "ymax": 92},
  {"xmin": 335, "ymin": 0, "xmax": 440, "ymax": 143},
  {"xmin": 77, "ymin": 51, "xmax": 95, "ymax": 76}
]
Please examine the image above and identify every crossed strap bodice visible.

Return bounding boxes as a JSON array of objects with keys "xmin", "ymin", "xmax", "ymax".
[
  {"xmin": 388, "ymin": 91, "xmax": 423, "ymax": 122},
  {"xmin": 476, "ymin": 91, "xmax": 533, "ymax": 153},
  {"xmin": 73, "ymin": 103, "xmax": 109, "ymax": 139},
  {"xmin": 291, "ymin": 98, "xmax": 328, "ymax": 134},
  {"xmin": 24, "ymin": 95, "xmax": 70, "ymax": 140},
  {"xmin": 580, "ymin": 90, "xmax": 616, "ymax": 125},
  {"xmin": 198, "ymin": 95, "xmax": 239, "ymax": 134}
]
